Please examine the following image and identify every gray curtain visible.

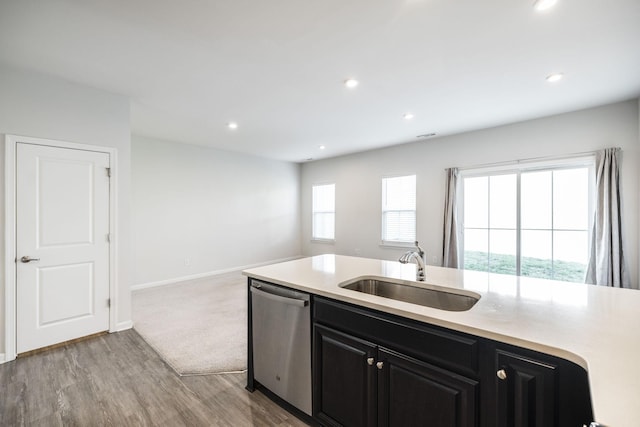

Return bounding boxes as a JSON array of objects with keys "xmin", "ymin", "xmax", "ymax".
[
  {"xmin": 442, "ymin": 167, "xmax": 459, "ymax": 268},
  {"xmin": 585, "ymin": 148, "xmax": 629, "ymax": 287}
]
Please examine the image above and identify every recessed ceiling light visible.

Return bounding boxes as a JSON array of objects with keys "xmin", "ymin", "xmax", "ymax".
[
  {"xmin": 227, "ymin": 121, "xmax": 238, "ymax": 129},
  {"xmin": 545, "ymin": 72, "xmax": 564, "ymax": 83},
  {"xmin": 344, "ymin": 79, "xmax": 359, "ymax": 89},
  {"xmin": 319, "ymin": 145, "xmax": 326, "ymax": 150},
  {"xmin": 403, "ymin": 113, "xmax": 415, "ymax": 120},
  {"xmin": 533, "ymin": 0, "xmax": 558, "ymax": 11}
]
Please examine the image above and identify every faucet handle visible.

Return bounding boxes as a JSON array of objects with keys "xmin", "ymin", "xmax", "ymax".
[{"xmin": 414, "ymin": 241, "xmax": 425, "ymax": 257}]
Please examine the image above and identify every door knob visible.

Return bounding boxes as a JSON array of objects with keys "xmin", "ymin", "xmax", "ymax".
[
  {"xmin": 496, "ymin": 369, "xmax": 507, "ymax": 380},
  {"xmin": 367, "ymin": 357, "xmax": 375, "ymax": 366},
  {"xmin": 20, "ymin": 256, "xmax": 40, "ymax": 263}
]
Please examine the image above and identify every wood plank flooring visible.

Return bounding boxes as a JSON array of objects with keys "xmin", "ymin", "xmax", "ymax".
[{"xmin": 0, "ymin": 329, "xmax": 309, "ymax": 426}]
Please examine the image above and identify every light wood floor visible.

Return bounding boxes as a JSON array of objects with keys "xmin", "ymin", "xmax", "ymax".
[{"xmin": 0, "ymin": 329, "xmax": 309, "ymax": 426}]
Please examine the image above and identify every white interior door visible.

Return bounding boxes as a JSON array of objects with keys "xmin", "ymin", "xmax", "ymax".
[{"xmin": 16, "ymin": 143, "xmax": 110, "ymax": 353}]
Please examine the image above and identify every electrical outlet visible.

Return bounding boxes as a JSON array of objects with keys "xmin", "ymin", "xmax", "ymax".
[
  {"xmin": 431, "ymin": 255, "xmax": 439, "ymax": 264},
  {"xmin": 184, "ymin": 258, "xmax": 191, "ymax": 266},
  {"xmin": 354, "ymin": 248, "xmax": 362, "ymax": 256}
]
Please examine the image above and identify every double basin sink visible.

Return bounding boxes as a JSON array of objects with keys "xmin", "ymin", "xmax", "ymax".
[{"xmin": 340, "ymin": 277, "xmax": 480, "ymax": 312}]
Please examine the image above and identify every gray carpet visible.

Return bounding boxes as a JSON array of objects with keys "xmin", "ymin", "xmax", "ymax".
[{"xmin": 132, "ymin": 272, "xmax": 247, "ymax": 376}]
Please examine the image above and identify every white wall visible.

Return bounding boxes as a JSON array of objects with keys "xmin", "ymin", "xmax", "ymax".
[
  {"xmin": 301, "ymin": 100, "xmax": 640, "ymax": 288},
  {"xmin": 0, "ymin": 63, "xmax": 133, "ymax": 355},
  {"xmin": 131, "ymin": 136, "xmax": 301, "ymax": 286}
]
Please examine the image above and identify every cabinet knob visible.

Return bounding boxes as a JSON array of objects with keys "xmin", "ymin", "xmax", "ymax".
[
  {"xmin": 367, "ymin": 357, "xmax": 374, "ymax": 366},
  {"xmin": 376, "ymin": 361, "xmax": 384, "ymax": 370},
  {"xmin": 496, "ymin": 369, "xmax": 507, "ymax": 380}
]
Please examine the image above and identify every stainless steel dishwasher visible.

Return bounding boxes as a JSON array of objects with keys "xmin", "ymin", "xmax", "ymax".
[{"xmin": 250, "ymin": 279, "xmax": 312, "ymax": 415}]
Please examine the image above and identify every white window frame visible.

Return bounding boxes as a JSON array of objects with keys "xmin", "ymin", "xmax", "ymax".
[
  {"xmin": 311, "ymin": 183, "xmax": 335, "ymax": 242},
  {"xmin": 458, "ymin": 156, "xmax": 595, "ymax": 279},
  {"xmin": 381, "ymin": 174, "xmax": 416, "ymax": 247}
]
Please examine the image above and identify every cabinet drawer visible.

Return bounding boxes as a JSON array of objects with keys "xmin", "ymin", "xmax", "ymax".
[{"xmin": 314, "ymin": 297, "xmax": 479, "ymax": 376}]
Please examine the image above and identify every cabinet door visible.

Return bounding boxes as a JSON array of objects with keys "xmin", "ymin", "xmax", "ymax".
[
  {"xmin": 495, "ymin": 350, "xmax": 557, "ymax": 427},
  {"xmin": 313, "ymin": 324, "xmax": 377, "ymax": 427},
  {"xmin": 377, "ymin": 348, "xmax": 478, "ymax": 427}
]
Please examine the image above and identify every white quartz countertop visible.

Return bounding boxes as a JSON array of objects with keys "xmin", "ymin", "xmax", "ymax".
[{"xmin": 243, "ymin": 254, "xmax": 640, "ymax": 427}]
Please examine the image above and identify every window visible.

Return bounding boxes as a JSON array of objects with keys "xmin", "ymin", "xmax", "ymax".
[
  {"xmin": 312, "ymin": 183, "xmax": 335, "ymax": 240},
  {"xmin": 461, "ymin": 160, "xmax": 593, "ymax": 282},
  {"xmin": 381, "ymin": 175, "xmax": 416, "ymax": 244}
]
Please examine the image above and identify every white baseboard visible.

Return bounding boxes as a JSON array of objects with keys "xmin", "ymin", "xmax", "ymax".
[
  {"xmin": 114, "ymin": 320, "xmax": 133, "ymax": 331},
  {"xmin": 130, "ymin": 255, "xmax": 304, "ymax": 291}
]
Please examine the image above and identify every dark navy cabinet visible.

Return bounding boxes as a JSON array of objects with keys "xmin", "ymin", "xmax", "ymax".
[{"xmin": 313, "ymin": 296, "xmax": 592, "ymax": 427}]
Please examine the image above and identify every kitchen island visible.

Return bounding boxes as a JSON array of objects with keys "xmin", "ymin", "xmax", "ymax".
[{"xmin": 244, "ymin": 254, "xmax": 640, "ymax": 427}]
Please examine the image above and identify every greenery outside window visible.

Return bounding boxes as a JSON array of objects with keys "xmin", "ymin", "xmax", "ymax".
[{"xmin": 461, "ymin": 158, "xmax": 594, "ymax": 282}]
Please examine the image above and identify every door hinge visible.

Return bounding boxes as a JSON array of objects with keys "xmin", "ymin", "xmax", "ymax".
[
  {"xmin": 106, "ymin": 167, "xmax": 111, "ymax": 177},
  {"xmin": 106, "ymin": 233, "xmax": 112, "ymax": 243},
  {"xmin": 107, "ymin": 298, "xmax": 111, "ymax": 308}
]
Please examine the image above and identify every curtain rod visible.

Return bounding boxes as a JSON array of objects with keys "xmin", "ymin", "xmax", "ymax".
[{"xmin": 446, "ymin": 147, "xmax": 621, "ymax": 172}]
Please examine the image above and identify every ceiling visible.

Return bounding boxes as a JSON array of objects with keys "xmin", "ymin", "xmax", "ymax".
[{"xmin": 1, "ymin": 0, "xmax": 639, "ymax": 163}]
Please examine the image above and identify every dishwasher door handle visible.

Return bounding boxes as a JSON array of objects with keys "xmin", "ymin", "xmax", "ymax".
[{"xmin": 250, "ymin": 286, "xmax": 309, "ymax": 307}]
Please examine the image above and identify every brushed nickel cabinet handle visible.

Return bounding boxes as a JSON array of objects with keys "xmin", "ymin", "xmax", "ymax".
[
  {"xmin": 367, "ymin": 357, "xmax": 374, "ymax": 366},
  {"xmin": 20, "ymin": 256, "xmax": 40, "ymax": 263},
  {"xmin": 376, "ymin": 361, "xmax": 384, "ymax": 370},
  {"xmin": 497, "ymin": 369, "xmax": 507, "ymax": 380}
]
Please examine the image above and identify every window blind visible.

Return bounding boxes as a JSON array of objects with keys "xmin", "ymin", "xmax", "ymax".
[
  {"xmin": 382, "ymin": 175, "xmax": 416, "ymax": 243},
  {"xmin": 312, "ymin": 184, "xmax": 335, "ymax": 240}
]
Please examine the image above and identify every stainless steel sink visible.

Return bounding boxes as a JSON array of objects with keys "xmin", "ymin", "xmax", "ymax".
[{"xmin": 339, "ymin": 278, "xmax": 479, "ymax": 311}]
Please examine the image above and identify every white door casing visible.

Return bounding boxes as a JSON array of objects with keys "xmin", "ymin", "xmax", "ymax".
[{"xmin": 4, "ymin": 135, "xmax": 118, "ymax": 361}]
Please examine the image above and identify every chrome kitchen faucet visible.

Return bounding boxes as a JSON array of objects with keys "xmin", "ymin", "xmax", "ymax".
[{"xmin": 399, "ymin": 241, "xmax": 426, "ymax": 281}]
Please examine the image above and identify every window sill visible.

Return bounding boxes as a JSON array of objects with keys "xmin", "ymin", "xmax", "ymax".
[
  {"xmin": 380, "ymin": 241, "xmax": 415, "ymax": 249},
  {"xmin": 311, "ymin": 238, "xmax": 335, "ymax": 244}
]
